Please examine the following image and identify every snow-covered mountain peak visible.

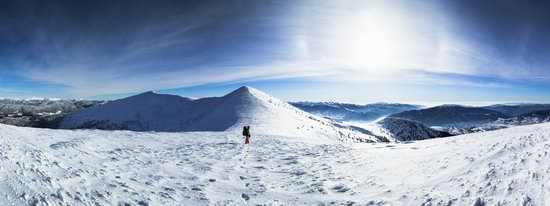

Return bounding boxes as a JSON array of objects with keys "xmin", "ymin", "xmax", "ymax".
[
  {"xmin": 224, "ymin": 86, "xmax": 267, "ymax": 99},
  {"xmin": 131, "ymin": 91, "xmax": 160, "ymax": 99},
  {"xmin": 139, "ymin": 91, "xmax": 157, "ymax": 96},
  {"xmin": 59, "ymin": 86, "xmax": 377, "ymax": 142},
  {"xmin": 232, "ymin": 85, "xmax": 255, "ymax": 93}
]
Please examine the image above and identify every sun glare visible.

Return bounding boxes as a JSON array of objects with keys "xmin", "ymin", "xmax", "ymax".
[
  {"xmin": 348, "ymin": 12, "xmax": 409, "ymax": 68},
  {"xmin": 313, "ymin": 3, "xmax": 421, "ymax": 73}
]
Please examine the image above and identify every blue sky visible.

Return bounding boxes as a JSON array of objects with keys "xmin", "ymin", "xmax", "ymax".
[{"xmin": 0, "ymin": 0, "xmax": 549, "ymax": 103}]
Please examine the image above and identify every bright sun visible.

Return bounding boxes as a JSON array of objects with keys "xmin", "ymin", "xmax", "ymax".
[{"xmin": 311, "ymin": 3, "xmax": 419, "ymax": 73}]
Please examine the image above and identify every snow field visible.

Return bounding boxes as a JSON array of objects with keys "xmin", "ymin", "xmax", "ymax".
[{"xmin": 0, "ymin": 122, "xmax": 548, "ymax": 205}]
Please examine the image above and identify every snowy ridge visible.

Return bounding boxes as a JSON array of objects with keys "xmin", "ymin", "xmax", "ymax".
[
  {"xmin": 60, "ymin": 91, "xmax": 194, "ymax": 131},
  {"xmin": 60, "ymin": 86, "xmax": 378, "ymax": 142}
]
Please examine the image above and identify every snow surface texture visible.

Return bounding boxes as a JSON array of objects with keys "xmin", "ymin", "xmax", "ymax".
[
  {"xmin": 60, "ymin": 86, "xmax": 376, "ymax": 142},
  {"xmin": 0, "ymin": 122, "xmax": 548, "ymax": 205}
]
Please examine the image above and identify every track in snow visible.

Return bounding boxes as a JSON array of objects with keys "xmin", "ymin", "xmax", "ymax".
[{"xmin": 0, "ymin": 123, "xmax": 548, "ymax": 205}]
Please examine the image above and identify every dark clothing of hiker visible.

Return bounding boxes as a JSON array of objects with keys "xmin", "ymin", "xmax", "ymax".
[{"xmin": 242, "ymin": 126, "xmax": 251, "ymax": 144}]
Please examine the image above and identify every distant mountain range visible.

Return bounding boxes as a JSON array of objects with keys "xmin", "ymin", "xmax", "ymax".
[
  {"xmin": 289, "ymin": 102, "xmax": 550, "ymax": 135},
  {"xmin": 0, "ymin": 99, "xmax": 106, "ymax": 128},
  {"xmin": 482, "ymin": 104, "xmax": 550, "ymax": 116},
  {"xmin": 386, "ymin": 104, "xmax": 550, "ymax": 135},
  {"xmin": 494, "ymin": 110, "xmax": 550, "ymax": 126},
  {"xmin": 389, "ymin": 105, "xmax": 510, "ymax": 126},
  {"xmin": 290, "ymin": 102, "xmax": 423, "ymax": 121},
  {"xmin": 387, "ymin": 104, "xmax": 550, "ymax": 127},
  {"xmin": 4, "ymin": 89, "xmax": 549, "ymax": 141}
]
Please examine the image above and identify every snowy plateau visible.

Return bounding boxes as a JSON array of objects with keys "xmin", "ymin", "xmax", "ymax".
[{"xmin": 0, "ymin": 86, "xmax": 547, "ymax": 205}]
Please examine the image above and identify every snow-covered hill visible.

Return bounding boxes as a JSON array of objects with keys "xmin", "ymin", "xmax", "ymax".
[
  {"xmin": 60, "ymin": 86, "xmax": 377, "ymax": 142},
  {"xmin": 0, "ymin": 121, "xmax": 547, "ymax": 205}
]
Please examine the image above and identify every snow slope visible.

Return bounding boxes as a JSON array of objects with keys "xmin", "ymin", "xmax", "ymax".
[
  {"xmin": 60, "ymin": 86, "xmax": 376, "ymax": 141},
  {"xmin": 0, "ymin": 122, "xmax": 547, "ymax": 205}
]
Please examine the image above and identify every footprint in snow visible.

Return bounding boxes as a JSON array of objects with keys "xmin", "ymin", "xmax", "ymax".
[
  {"xmin": 49, "ymin": 140, "xmax": 83, "ymax": 150},
  {"xmin": 331, "ymin": 185, "xmax": 350, "ymax": 193}
]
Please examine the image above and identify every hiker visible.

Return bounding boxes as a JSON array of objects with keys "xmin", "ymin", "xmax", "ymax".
[{"xmin": 242, "ymin": 126, "xmax": 251, "ymax": 144}]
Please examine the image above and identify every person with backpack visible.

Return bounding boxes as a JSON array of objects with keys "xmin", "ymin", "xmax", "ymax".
[{"xmin": 242, "ymin": 126, "xmax": 251, "ymax": 144}]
